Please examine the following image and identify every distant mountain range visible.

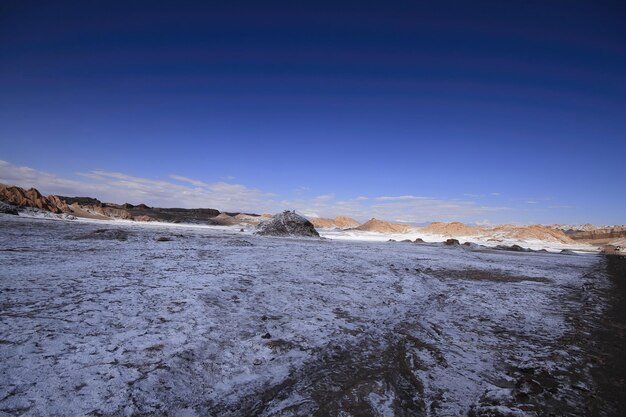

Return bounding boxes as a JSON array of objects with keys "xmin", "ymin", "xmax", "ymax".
[{"xmin": 1, "ymin": 183, "xmax": 624, "ymax": 248}]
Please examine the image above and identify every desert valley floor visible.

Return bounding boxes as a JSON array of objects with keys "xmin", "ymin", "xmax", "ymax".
[{"xmin": 1, "ymin": 215, "xmax": 624, "ymax": 416}]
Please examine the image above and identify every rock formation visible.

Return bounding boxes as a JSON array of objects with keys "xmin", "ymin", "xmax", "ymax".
[
  {"xmin": 491, "ymin": 225, "xmax": 574, "ymax": 243},
  {"xmin": 421, "ymin": 222, "xmax": 482, "ymax": 236},
  {"xmin": 566, "ymin": 226, "xmax": 626, "ymax": 242},
  {"xmin": 0, "ymin": 200, "xmax": 18, "ymax": 215},
  {"xmin": 0, "ymin": 185, "xmax": 69, "ymax": 213},
  {"xmin": 255, "ymin": 211, "xmax": 320, "ymax": 237},
  {"xmin": 212, "ymin": 213, "xmax": 267, "ymax": 226},
  {"xmin": 354, "ymin": 218, "xmax": 411, "ymax": 233},
  {"xmin": 310, "ymin": 216, "xmax": 360, "ymax": 229}
]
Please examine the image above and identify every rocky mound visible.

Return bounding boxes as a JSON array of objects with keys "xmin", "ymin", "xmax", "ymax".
[
  {"xmin": 311, "ymin": 215, "xmax": 360, "ymax": 229},
  {"xmin": 421, "ymin": 222, "xmax": 483, "ymax": 236},
  {"xmin": 73, "ymin": 229, "xmax": 129, "ymax": 241},
  {"xmin": 255, "ymin": 211, "xmax": 320, "ymax": 237},
  {"xmin": 495, "ymin": 244, "xmax": 531, "ymax": 252},
  {"xmin": 0, "ymin": 200, "xmax": 19, "ymax": 215},
  {"xmin": 355, "ymin": 218, "xmax": 411, "ymax": 234}
]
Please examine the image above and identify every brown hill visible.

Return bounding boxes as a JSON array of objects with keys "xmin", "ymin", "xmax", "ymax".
[
  {"xmin": 564, "ymin": 226, "xmax": 626, "ymax": 246},
  {"xmin": 311, "ymin": 215, "xmax": 360, "ymax": 229},
  {"xmin": 567, "ymin": 226, "xmax": 626, "ymax": 241},
  {"xmin": 355, "ymin": 218, "xmax": 411, "ymax": 234},
  {"xmin": 421, "ymin": 222, "xmax": 483, "ymax": 236},
  {"xmin": 492, "ymin": 224, "xmax": 574, "ymax": 243}
]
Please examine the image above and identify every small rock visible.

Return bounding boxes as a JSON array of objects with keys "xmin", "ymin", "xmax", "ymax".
[
  {"xmin": 444, "ymin": 238, "xmax": 460, "ymax": 246},
  {"xmin": 0, "ymin": 201, "xmax": 19, "ymax": 215},
  {"xmin": 261, "ymin": 332, "xmax": 272, "ymax": 339}
]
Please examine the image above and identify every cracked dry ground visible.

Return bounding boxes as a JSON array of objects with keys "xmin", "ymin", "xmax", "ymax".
[{"xmin": 0, "ymin": 215, "xmax": 624, "ymax": 416}]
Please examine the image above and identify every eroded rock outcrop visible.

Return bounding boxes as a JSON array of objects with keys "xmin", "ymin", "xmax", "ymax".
[
  {"xmin": 0, "ymin": 184, "xmax": 68, "ymax": 213},
  {"xmin": 0, "ymin": 201, "xmax": 19, "ymax": 215},
  {"xmin": 310, "ymin": 216, "xmax": 360, "ymax": 230},
  {"xmin": 355, "ymin": 218, "xmax": 411, "ymax": 234},
  {"xmin": 255, "ymin": 211, "xmax": 320, "ymax": 237},
  {"xmin": 491, "ymin": 225, "xmax": 574, "ymax": 243},
  {"xmin": 567, "ymin": 227, "xmax": 626, "ymax": 241},
  {"xmin": 212, "ymin": 213, "xmax": 266, "ymax": 226},
  {"xmin": 422, "ymin": 222, "xmax": 482, "ymax": 236}
]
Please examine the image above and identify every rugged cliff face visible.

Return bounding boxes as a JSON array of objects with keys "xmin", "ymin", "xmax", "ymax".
[
  {"xmin": 0, "ymin": 185, "xmax": 69, "ymax": 213},
  {"xmin": 567, "ymin": 227, "xmax": 626, "ymax": 240}
]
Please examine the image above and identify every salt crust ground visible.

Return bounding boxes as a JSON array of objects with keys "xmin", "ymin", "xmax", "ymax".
[{"xmin": 0, "ymin": 215, "xmax": 608, "ymax": 416}]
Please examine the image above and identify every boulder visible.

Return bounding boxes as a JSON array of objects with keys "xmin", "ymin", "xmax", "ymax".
[
  {"xmin": 74, "ymin": 229, "xmax": 129, "ymax": 241},
  {"xmin": 495, "ymin": 244, "xmax": 529, "ymax": 252},
  {"xmin": 255, "ymin": 211, "xmax": 320, "ymax": 237},
  {"xmin": 444, "ymin": 238, "xmax": 460, "ymax": 246},
  {"xmin": 0, "ymin": 200, "xmax": 19, "ymax": 215}
]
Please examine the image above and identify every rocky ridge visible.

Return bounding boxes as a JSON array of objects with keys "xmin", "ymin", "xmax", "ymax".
[{"xmin": 355, "ymin": 218, "xmax": 412, "ymax": 233}]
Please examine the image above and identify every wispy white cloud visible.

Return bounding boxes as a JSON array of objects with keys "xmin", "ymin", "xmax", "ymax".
[
  {"xmin": 1, "ymin": 160, "xmax": 275, "ymax": 212},
  {"xmin": 314, "ymin": 194, "xmax": 335, "ymax": 202},
  {"xmin": 547, "ymin": 205, "xmax": 574, "ymax": 209},
  {"xmin": 169, "ymin": 175, "xmax": 209, "ymax": 187},
  {"xmin": 375, "ymin": 195, "xmax": 427, "ymax": 201}
]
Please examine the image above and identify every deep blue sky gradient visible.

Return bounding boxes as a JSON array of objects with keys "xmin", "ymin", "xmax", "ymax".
[{"xmin": 1, "ymin": 1, "xmax": 625, "ymax": 223}]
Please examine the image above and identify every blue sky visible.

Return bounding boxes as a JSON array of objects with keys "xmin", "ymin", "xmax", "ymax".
[{"xmin": 1, "ymin": 1, "xmax": 625, "ymax": 224}]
